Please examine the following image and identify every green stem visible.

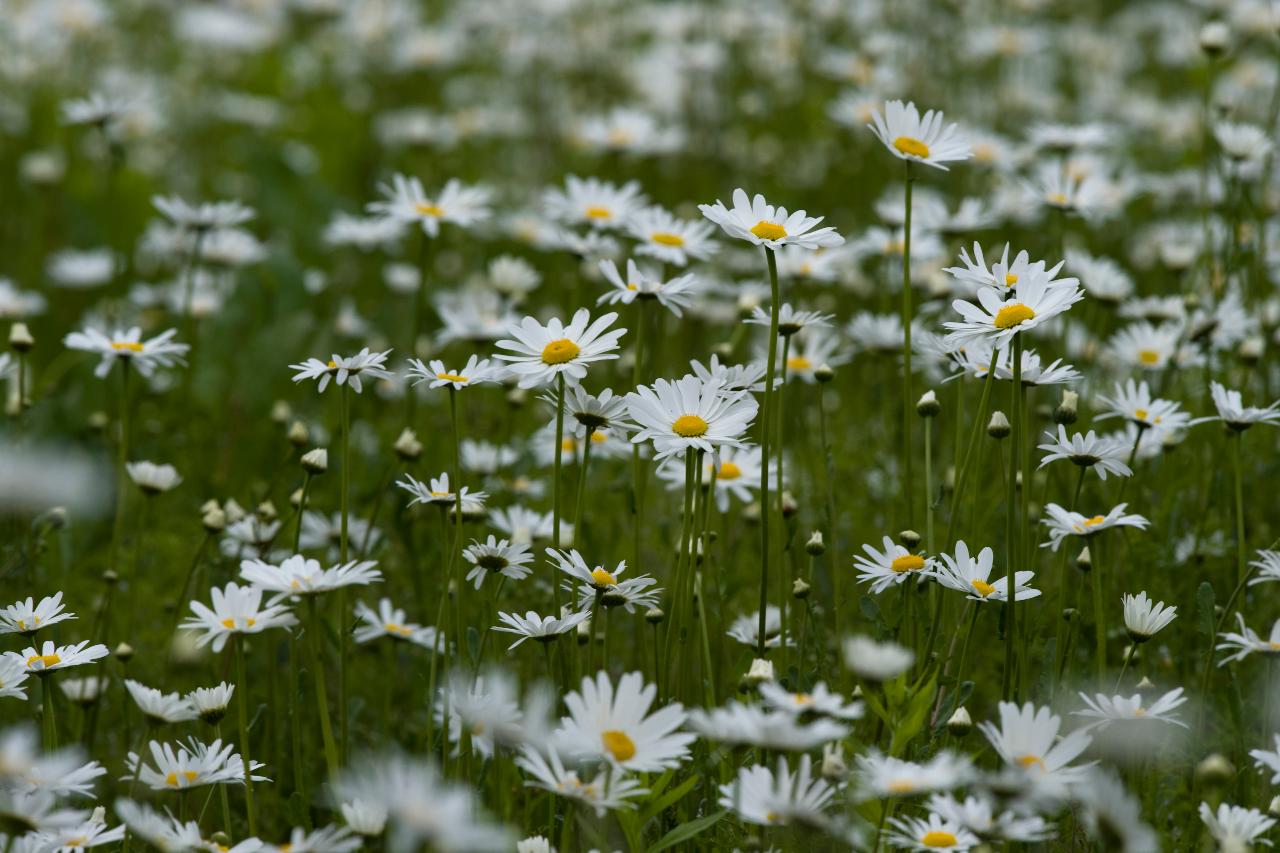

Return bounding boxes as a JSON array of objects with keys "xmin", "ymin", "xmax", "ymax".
[
  {"xmin": 1002, "ymin": 334, "xmax": 1023, "ymax": 701},
  {"xmin": 1092, "ymin": 536, "xmax": 1107, "ymax": 688},
  {"xmin": 943, "ymin": 350, "xmax": 1000, "ymax": 548},
  {"xmin": 233, "ymin": 638, "xmax": 257, "ymax": 836},
  {"xmin": 1232, "ymin": 432, "xmax": 1247, "ymax": 588},
  {"xmin": 41, "ymin": 676, "xmax": 57, "ymax": 749},
  {"xmin": 901, "ymin": 165, "xmax": 915, "ymax": 525},
  {"xmin": 305, "ymin": 598, "xmax": 341, "ymax": 786},
  {"xmin": 551, "ymin": 374, "xmax": 566, "ymax": 611},
  {"xmin": 757, "ymin": 247, "xmax": 781, "ymax": 657}
]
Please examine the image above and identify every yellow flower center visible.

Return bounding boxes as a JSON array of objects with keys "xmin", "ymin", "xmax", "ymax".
[
  {"xmin": 651, "ymin": 232, "xmax": 685, "ymax": 247},
  {"xmin": 626, "ymin": 283, "xmax": 639, "ymax": 291},
  {"xmin": 589, "ymin": 430, "xmax": 607, "ymax": 444},
  {"xmin": 385, "ymin": 622, "xmax": 413, "ymax": 636},
  {"xmin": 414, "ymin": 202, "xmax": 444, "ymax": 217},
  {"xmin": 890, "ymin": 554, "xmax": 926, "ymax": 573},
  {"xmin": 1133, "ymin": 408, "xmax": 1148, "ymax": 421},
  {"xmin": 541, "ymin": 339, "xmax": 580, "ymax": 364},
  {"xmin": 893, "ymin": 136, "xmax": 931, "ymax": 159},
  {"xmin": 1137, "ymin": 349, "xmax": 1160, "ymax": 366},
  {"xmin": 1018, "ymin": 754, "xmax": 1046, "ymax": 770},
  {"xmin": 1082, "ymin": 515, "xmax": 1106, "ymax": 527},
  {"xmin": 590, "ymin": 567, "xmax": 618, "ymax": 587},
  {"xmin": 718, "ymin": 461, "xmax": 742, "ymax": 480},
  {"xmin": 165, "ymin": 770, "xmax": 199, "ymax": 787},
  {"xmin": 584, "ymin": 206, "xmax": 612, "ymax": 220},
  {"xmin": 921, "ymin": 831, "xmax": 958, "ymax": 848},
  {"xmin": 326, "ymin": 360, "xmax": 338, "ymax": 369},
  {"xmin": 111, "ymin": 341, "xmax": 144, "ymax": 353},
  {"xmin": 672, "ymin": 414, "xmax": 709, "ymax": 437},
  {"xmin": 1133, "ymin": 708, "xmax": 1146, "ymax": 717},
  {"xmin": 765, "ymin": 810, "xmax": 780, "ymax": 824},
  {"xmin": 64, "ymin": 838, "xmax": 86, "ymax": 849},
  {"xmin": 792, "ymin": 693, "xmax": 813, "ymax": 705},
  {"xmin": 561, "ymin": 437, "xmax": 577, "ymax": 453},
  {"xmin": 888, "ymin": 780, "xmax": 916, "ymax": 794},
  {"xmin": 787, "ymin": 356, "xmax": 812, "ymax": 371},
  {"xmin": 1004, "ymin": 273, "xmax": 1019, "ymax": 287},
  {"xmin": 994, "ymin": 303, "xmax": 1036, "ymax": 330},
  {"xmin": 601, "ymin": 729, "xmax": 636, "ymax": 762},
  {"xmin": 436, "ymin": 372, "xmax": 468, "ymax": 383},
  {"xmin": 1047, "ymin": 191, "xmax": 1069, "ymax": 206},
  {"xmin": 27, "ymin": 654, "xmax": 61, "ymax": 668},
  {"xmin": 750, "ymin": 221, "xmax": 788, "ymax": 241},
  {"xmin": 971, "ymin": 579, "xmax": 997, "ymax": 597}
]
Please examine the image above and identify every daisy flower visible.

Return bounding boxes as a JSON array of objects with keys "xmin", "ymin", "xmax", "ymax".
[
  {"xmin": 687, "ymin": 702, "xmax": 849, "ymax": 751},
  {"xmin": 182, "ymin": 582, "xmax": 297, "ymax": 653},
  {"xmin": 495, "ymin": 309, "xmax": 625, "ymax": 389},
  {"xmin": 396, "ymin": 473, "xmax": 486, "ymax": 508},
  {"xmin": 239, "ymin": 554, "xmax": 382, "ymax": 599},
  {"xmin": 1199, "ymin": 802, "xmax": 1276, "ymax": 850},
  {"xmin": 886, "ymin": 814, "xmax": 980, "ymax": 851},
  {"xmin": 555, "ymin": 670, "xmax": 694, "ymax": 772},
  {"xmin": 926, "ymin": 793, "xmax": 1055, "ymax": 844},
  {"xmin": 124, "ymin": 680, "xmax": 197, "ymax": 725},
  {"xmin": 153, "ymin": 195, "xmax": 255, "ymax": 232},
  {"xmin": 125, "ymin": 461, "xmax": 183, "ymax": 494},
  {"xmin": 0, "ymin": 657, "xmax": 30, "ymax": 699},
  {"xmin": 4, "ymin": 640, "xmax": 108, "ymax": 675},
  {"xmin": 1105, "ymin": 321, "xmax": 1183, "ymax": 370},
  {"xmin": 1249, "ymin": 734, "xmax": 1280, "ymax": 783},
  {"xmin": 978, "ymin": 701, "xmax": 1093, "ymax": 784},
  {"xmin": 494, "ymin": 610, "xmax": 591, "ymax": 649},
  {"xmin": 1121, "ymin": 591, "xmax": 1177, "ymax": 642},
  {"xmin": 746, "ymin": 303, "xmax": 834, "ymax": 337},
  {"xmin": 698, "ymin": 189, "xmax": 844, "ymax": 251},
  {"xmin": 656, "ymin": 444, "xmax": 765, "ymax": 512},
  {"xmin": 64, "ymin": 327, "xmax": 189, "ymax": 379},
  {"xmin": 489, "ymin": 506, "xmax": 571, "ymax": 546},
  {"xmin": 625, "ymin": 375, "xmax": 758, "ymax": 460},
  {"xmin": 689, "ymin": 354, "xmax": 767, "ymax": 394},
  {"xmin": 340, "ymin": 800, "xmax": 387, "ymax": 837},
  {"xmin": 367, "ymin": 174, "xmax": 491, "ymax": 237},
  {"xmin": 34, "ymin": 812, "xmax": 126, "ymax": 851},
  {"xmin": 462, "ymin": 537, "xmax": 534, "ymax": 589},
  {"xmin": 1248, "ymin": 550, "xmax": 1280, "ymax": 586},
  {"xmin": 842, "ymin": 636, "xmax": 915, "ymax": 681},
  {"xmin": 856, "ymin": 752, "xmax": 973, "ymax": 798},
  {"xmin": 59, "ymin": 676, "xmax": 107, "ymax": 706},
  {"xmin": 1040, "ymin": 503, "xmax": 1149, "ymax": 551},
  {"xmin": 125, "ymin": 738, "xmax": 266, "ymax": 791},
  {"xmin": 1036, "ymin": 426, "xmax": 1132, "ymax": 480},
  {"xmin": 596, "ymin": 259, "xmax": 700, "ymax": 317},
  {"xmin": 0, "ymin": 592, "xmax": 76, "ymax": 636},
  {"xmin": 406, "ymin": 355, "xmax": 499, "ymax": 390},
  {"xmin": 726, "ymin": 606, "xmax": 792, "ymax": 650},
  {"xmin": 353, "ymin": 599, "xmax": 439, "ymax": 649},
  {"xmin": 1193, "ymin": 381, "xmax": 1280, "ymax": 431},
  {"xmin": 1095, "ymin": 379, "xmax": 1191, "ymax": 432},
  {"xmin": 625, "ymin": 206, "xmax": 717, "ymax": 267},
  {"xmin": 261, "ymin": 825, "xmax": 359, "ymax": 853},
  {"xmin": 868, "ymin": 100, "xmax": 972, "ymax": 171},
  {"xmin": 853, "ymin": 536, "xmax": 933, "ymax": 594},
  {"xmin": 1214, "ymin": 122, "xmax": 1274, "ymax": 167},
  {"xmin": 719, "ymin": 756, "xmax": 836, "ymax": 827},
  {"xmin": 1072, "ymin": 688, "xmax": 1188, "ymax": 732},
  {"xmin": 1216, "ymin": 613, "xmax": 1280, "ymax": 666},
  {"xmin": 944, "ymin": 276, "xmax": 1085, "ymax": 348},
  {"xmin": 542, "ymin": 175, "xmax": 646, "ymax": 231},
  {"xmin": 758, "ymin": 681, "xmax": 863, "ymax": 720},
  {"xmin": 932, "ymin": 540, "xmax": 1039, "ymax": 603},
  {"xmin": 289, "ymin": 348, "xmax": 394, "ymax": 394},
  {"xmin": 186, "ymin": 683, "xmax": 235, "ymax": 725},
  {"xmin": 516, "ymin": 745, "xmax": 645, "ymax": 817}
]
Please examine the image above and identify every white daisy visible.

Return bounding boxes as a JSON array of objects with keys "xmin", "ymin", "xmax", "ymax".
[
  {"xmin": 625, "ymin": 375, "xmax": 758, "ymax": 460},
  {"xmin": 596, "ymin": 259, "xmax": 700, "ymax": 318},
  {"xmin": 1036, "ymin": 426, "xmax": 1132, "ymax": 481},
  {"xmin": 853, "ymin": 536, "xmax": 933, "ymax": 594},
  {"xmin": 239, "ymin": 554, "xmax": 382, "ymax": 599},
  {"xmin": 1216, "ymin": 613, "xmax": 1280, "ymax": 666},
  {"xmin": 978, "ymin": 701, "xmax": 1093, "ymax": 784},
  {"xmin": 887, "ymin": 814, "xmax": 980, "ymax": 851},
  {"xmin": 1121, "ymin": 591, "xmax": 1177, "ymax": 642},
  {"xmin": 932, "ymin": 540, "xmax": 1039, "ymax": 603},
  {"xmin": 463, "ymin": 537, "xmax": 535, "ymax": 589},
  {"xmin": 1193, "ymin": 381, "xmax": 1280, "ymax": 431},
  {"xmin": 124, "ymin": 680, "xmax": 197, "ymax": 724},
  {"xmin": 720, "ymin": 755, "xmax": 836, "ymax": 827},
  {"xmin": 542, "ymin": 175, "xmax": 646, "ymax": 231},
  {"xmin": 555, "ymin": 670, "xmax": 694, "ymax": 772},
  {"xmin": 625, "ymin": 206, "xmax": 717, "ymax": 267},
  {"xmin": 406, "ymin": 355, "xmax": 499, "ymax": 391},
  {"xmin": 868, "ymin": 100, "xmax": 972, "ymax": 170},
  {"xmin": 494, "ymin": 309, "xmax": 625, "ymax": 389},
  {"xmin": 1199, "ymin": 802, "xmax": 1276, "ymax": 850},
  {"xmin": 353, "ymin": 598, "xmax": 439, "ymax": 649},
  {"xmin": 289, "ymin": 347, "xmax": 394, "ymax": 394},
  {"xmin": 516, "ymin": 745, "xmax": 645, "ymax": 817},
  {"xmin": 493, "ymin": 610, "xmax": 590, "ymax": 649},
  {"xmin": 944, "ymin": 276, "xmax": 1085, "ymax": 348},
  {"xmin": 64, "ymin": 327, "xmax": 189, "ymax": 379},
  {"xmin": 1040, "ymin": 503, "xmax": 1150, "ymax": 551},
  {"xmin": 698, "ymin": 189, "xmax": 844, "ymax": 251},
  {"xmin": 181, "ymin": 582, "xmax": 296, "ymax": 653},
  {"xmin": 367, "ymin": 174, "xmax": 491, "ymax": 237},
  {"xmin": 1072, "ymin": 688, "xmax": 1188, "ymax": 732},
  {"xmin": 0, "ymin": 592, "xmax": 76, "ymax": 636},
  {"xmin": 4, "ymin": 640, "xmax": 108, "ymax": 675}
]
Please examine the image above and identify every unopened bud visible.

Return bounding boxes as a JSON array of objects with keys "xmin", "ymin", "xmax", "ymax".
[
  {"xmin": 256, "ymin": 501, "xmax": 278, "ymax": 522},
  {"xmin": 814, "ymin": 363, "xmax": 835, "ymax": 383},
  {"xmin": 742, "ymin": 658, "xmax": 774, "ymax": 687},
  {"xmin": 290, "ymin": 488, "xmax": 304, "ymax": 508},
  {"xmin": 301, "ymin": 448, "xmax": 328, "ymax": 473},
  {"xmin": 103, "ymin": 570, "xmax": 119, "ymax": 585},
  {"xmin": 270, "ymin": 401, "xmax": 291, "ymax": 425},
  {"xmin": 1054, "ymin": 390, "xmax": 1079, "ymax": 425},
  {"xmin": 946, "ymin": 706, "xmax": 972, "ymax": 737},
  {"xmin": 898, "ymin": 530, "xmax": 921, "ymax": 549},
  {"xmin": 1076, "ymin": 546, "xmax": 1092, "ymax": 572},
  {"xmin": 644, "ymin": 607, "xmax": 665, "ymax": 625},
  {"xmin": 781, "ymin": 491, "xmax": 798, "ymax": 518},
  {"xmin": 1240, "ymin": 336, "xmax": 1264, "ymax": 366},
  {"xmin": 1136, "ymin": 676, "xmax": 1155, "ymax": 693},
  {"xmin": 988, "ymin": 410, "xmax": 1010, "ymax": 438},
  {"xmin": 287, "ymin": 420, "xmax": 309, "ymax": 446},
  {"xmin": 9, "ymin": 322, "xmax": 34, "ymax": 352},
  {"xmin": 576, "ymin": 618, "xmax": 591, "ymax": 645},
  {"xmin": 223, "ymin": 499, "xmax": 246, "ymax": 523},
  {"xmin": 1199, "ymin": 20, "xmax": 1230, "ymax": 57},
  {"xmin": 712, "ymin": 342, "xmax": 734, "ymax": 360},
  {"xmin": 805, "ymin": 530, "xmax": 825, "ymax": 556},
  {"xmin": 1269, "ymin": 795, "xmax": 1280, "ymax": 817},
  {"xmin": 202, "ymin": 505, "xmax": 227, "ymax": 533},
  {"xmin": 394, "ymin": 428, "xmax": 423, "ymax": 460},
  {"xmin": 1196, "ymin": 753, "xmax": 1235, "ymax": 787},
  {"xmin": 506, "ymin": 388, "xmax": 527, "ymax": 408},
  {"xmin": 88, "ymin": 411, "xmax": 109, "ymax": 431},
  {"xmin": 821, "ymin": 742, "xmax": 847, "ymax": 780},
  {"xmin": 916, "ymin": 389, "xmax": 940, "ymax": 417},
  {"xmin": 113, "ymin": 642, "xmax": 134, "ymax": 662},
  {"xmin": 793, "ymin": 578, "xmax": 810, "ymax": 599}
]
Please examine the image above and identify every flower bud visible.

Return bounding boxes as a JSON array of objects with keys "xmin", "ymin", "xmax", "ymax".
[
  {"xmin": 394, "ymin": 428, "xmax": 423, "ymax": 460},
  {"xmin": 743, "ymin": 658, "xmax": 774, "ymax": 686},
  {"xmin": 805, "ymin": 530, "xmax": 825, "ymax": 556},
  {"xmin": 1199, "ymin": 20, "xmax": 1230, "ymax": 57},
  {"xmin": 1076, "ymin": 546, "xmax": 1092, "ymax": 572},
  {"xmin": 814, "ymin": 363, "xmax": 835, "ymax": 383},
  {"xmin": 223, "ymin": 499, "xmax": 246, "ymax": 523},
  {"xmin": 113, "ymin": 642, "xmax": 134, "ymax": 662},
  {"xmin": 287, "ymin": 420, "xmax": 309, "ymax": 447},
  {"xmin": 644, "ymin": 607, "xmax": 665, "ymax": 625},
  {"xmin": 1053, "ymin": 390, "xmax": 1078, "ymax": 425},
  {"xmin": 506, "ymin": 388, "xmax": 527, "ymax": 409},
  {"xmin": 88, "ymin": 411, "xmax": 109, "ymax": 431},
  {"xmin": 103, "ymin": 570, "xmax": 119, "ymax": 585},
  {"xmin": 916, "ymin": 389, "xmax": 940, "ymax": 417},
  {"xmin": 9, "ymin": 322, "xmax": 34, "ymax": 352},
  {"xmin": 576, "ymin": 618, "xmax": 591, "ymax": 645},
  {"xmin": 1195, "ymin": 753, "xmax": 1235, "ymax": 788},
  {"xmin": 792, "ymin": 578, "xmax": 810, "ymax": 600},
  {"xmin": 1240, "ymin": 336, "xmax": 1264, "ymax": 366},
  {"xmin": 301, "ymin": 448, "xmax": 328, "ymax": 473},
  {"xmin": 988, "ymin": 410, "xmax": 1010, "ymax": 438},
  {"xmin": 202, "ymin": 505, "xmax": 227, "ymax": 533},
  {"xmin": 257, "ymin": 501, "xmax": 278, "ymax": 522},
  {"xmin": 270, "ymin": 401, "xmax": 291, "ymax": 425},
  {"xmin": 1269, "ymin": 795, "xmax": 1280, "ymax": 817},
  {"xmin": 898, "ymin": 529, "xmax": 921, "ymax": 549},
  {"xmin": 946, "ymin": 706, "xmax": 972, "ymax": 737},
  {"xmin": 821, "ymin": 743, "xmax": 847, "ymax": 780},
  {"xmin": 290, "ymin": 488, "xmax": 304, "ymax": 508},
  {"xmin": 781, "ymin": 491, "xmax": 798, "ymax": 518}
]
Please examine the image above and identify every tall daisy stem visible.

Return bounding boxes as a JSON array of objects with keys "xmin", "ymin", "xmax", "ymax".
[
  {"xmin": 551, "ymin": 374, "xmax": 567, "ymax": 611},
  {"xmin": 1002, "ymin": 333, "xmax": 1023, "ymax": 701},
  {"xmin": 901, "ymin": 163, "xmax": 916, "ymax": 525},
  {"xmin": 41, "ymin": 676, "xmax": 57, "ymax": 749},
  {"xmin": 233, "ymin": 637, "xmax": 257, "ymax": 836},
  {"xmin": 944, "ymin": 350, "xmax": 1000, "ymax": 548},
  {"xmin": 337, "ymin": 384, "xmax": 351, "ymax": 757},
  {"xmin": 1232, "ymin": 431, "xmax": 1247, "ymax": 588},
  {"xmin": 756, "ymin": 247, "xmax": 781, "ymax": 657},
  {"xmin": 304, "ymin": 597, "xmax": 341, "ymax": 786}
]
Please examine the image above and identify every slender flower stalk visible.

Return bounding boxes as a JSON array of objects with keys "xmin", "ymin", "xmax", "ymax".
[
  {"xmin": 901, "ymin": 164, "xmax": 915, "ymax": 525},
  {"xmin": 233, "ymin": 637, "xmax": 257, "ymax": 835},
  {"xmin": 1003, "ymin": 333, "xmax": 1023, "ymax": 700},
  {"xmin": 757, "ymin": 247, "xmax": 781, "ymax": 656},
  {"xmin": 551, "ymin": 374, "xmax": 567, "ymax": 611}
]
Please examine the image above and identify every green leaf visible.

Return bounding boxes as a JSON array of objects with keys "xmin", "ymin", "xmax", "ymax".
[
  {"xmin": 890, "ymin": 674, "xmax": 936, "ymax": 756},
  {"xmin": 639, "ymin": 773, "xmax": 698, "ymax": 825},
  {"xmin": 647, "ymin": 810, "xmax": 725, "ymax": 853},
  {"xmin": 616, "ymin": 810, "xmax": 644, "ymax": 853}
]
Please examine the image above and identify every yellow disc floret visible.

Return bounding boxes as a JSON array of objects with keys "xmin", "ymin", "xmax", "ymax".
[
  {"xmin": 541, "ymin": 339, "xmax": 580, "ymax": 365},
  {"xmin": 601, "ymin": 729, "xmax": 636, "ymax": 762},
  {"xmin": 672, "ymin": 414, "xmax": 709, "ymax": 437},
  {"xmin": 994, "ymin": 303, "xmax": 1036, "ymax": 330},
  {"xmin": 893, "ymin": 136, "xmax": 931, "ymax": 159},
  {"xmin": 750, "ymin": 221, "xmax": 787, "ymax": 241},
  {"xmin": 890, "ymin": 555, "xmax": 926, "ymax": 573}
]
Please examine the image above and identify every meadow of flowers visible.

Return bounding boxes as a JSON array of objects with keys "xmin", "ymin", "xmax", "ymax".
[{"xmin": 4, "ymin": 0, "xmax": 1280, "ymax": 850}]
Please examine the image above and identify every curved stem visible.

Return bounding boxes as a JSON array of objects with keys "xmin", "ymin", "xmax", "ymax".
[{"xmin": 757, "ymin": 247, "xmax": 781, "ymax": 657}]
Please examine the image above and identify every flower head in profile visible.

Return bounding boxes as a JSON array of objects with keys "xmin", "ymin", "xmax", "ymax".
[
  {"xmin": 719, "ymin": 755, "xmax": 836, "ymax": 828},
  {"xmin": 126, "ymin": 461, "xmax": 183, "ymax": 494},
  {"xmin": 1072, "ymin": 688, "xmax": 1188, "ymax": 732},
  {"xmin": 542, "ymin": 175, "xmax": 646, "ymax": 231},
  {"xmin": 932, "ymin": 540, "xmax": 1039, "ymax": 603},
  {"xmin": 240, "ymin": 554, "xmax": 382, "ymax": 599},
  {"xmin": 699, "ymin": 189, "xmax": 844, "ymax": 251},
  {"xmin": 367, "ymin": 174, "xmax": 491, "ymax": 237},
  {"xmin": 495, "ymin": 309, "xmax": 625, "ymax": 389},
  {"xmin": 886, "ymin": 813, "xmax": 980, "ymax": 851},
  {"xmin": 182, "ymin": 582, "xmax": 297, "ymax": 652},
  {"xmin": 353, "ymin": 598, "xmax": 439, "ymax": 649},
  {"xmin": 1040, "ymin": 503, "xmax": 1149, "ymax": 551},
  {"xmin": 406, "ymin": 355, "xmax": 499, "ymax": 391},
  {"xmin": 4, "ymin": 640, "xmax": 108, "ymax": 675},
  {"xmin": 625, "ymin": 205, "xmax": 717, "ymax": 266},
  {"xmin": 978, "ymin": 701, "xmax": 1093, "ymax": 785},
  {"xmin": 290, "ymin": 348, "xmax": 394, "ymax": 393},
  {"xmin": 1036, "ymin": 427, "xmax": 1132, "ymax": 481},
  {"xmin": 124, "ymin": 738, "xmax": 266, "ymax": 790},
  {"xmin": 868, "ymin": 100, "xmax": 972, "ymax": 170},
  {"xmin": 856, "ymin": 751, "xmax": 973, "ymax": 799},
  {"xmin": 124, "ymin": 680, "xmax": 197, "ymax": 725},
  {"xmin": 853, "ymin": 536, "xmax": 933, "ymax": 594},
  {"xmin": 64, "ymin": 327, "xmax": 189, "ymax": 379},
  {"xmin": 1121, "ymin": 591, "xmax": 1176, "ymax": 642},
  {"xmin": 493, "ymin": 610, "xmax": 590, "ymax": 649},
  {"xmin": 597, "ymin": 259, "xmax": 700, "ymax": 317},
  {"xmin": 1199, "ymin": 802, "xmax": 1276, "ymax": 851},
  {"xmin": 516, "ymin": 745, "xmax": 646, "ymax": 817},
  {"xmin": 462, "ymin": 537, "xmax": 534, "ymax": 589},
  {"xmin": 153, "ymin": 195, "xmax": 255, "ymax": 233},
  {"xmin": 1216, "ymin": 613, "xmax": 1280, "ymax": 666},
  {"xmin": 1096, "ymin": 379, "xmax": 1190, "ymax": 432},
  {"xmin": 625, "ymin": 375, "xmax": 758, "ymax": 460},
  {"xmin": 1192, "ymin": 381, "xmax": 1280, "ymax": 431},
  {"xmin": 842, "ymin": 635, "xmax": 914, "ymax": 681},
  {"xmin": 1, "ymin": 592, "xmax": 76, "ymax": 637}
]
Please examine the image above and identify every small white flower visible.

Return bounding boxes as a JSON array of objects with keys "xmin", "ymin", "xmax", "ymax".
[
  {"xmin": 1121, "ymin": 591, "xmax": 1177, "ymax": 641},
  {"xmin": 868, "ymin": 100, "xmax": 972, "ymax": 170},
  {"xmin": 698, "ymin": 189, "xmax": 844, "ymax": 251},
  {"xmin": 290, "ymin": 348, "xmax": 394, "ymax": 394}
]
